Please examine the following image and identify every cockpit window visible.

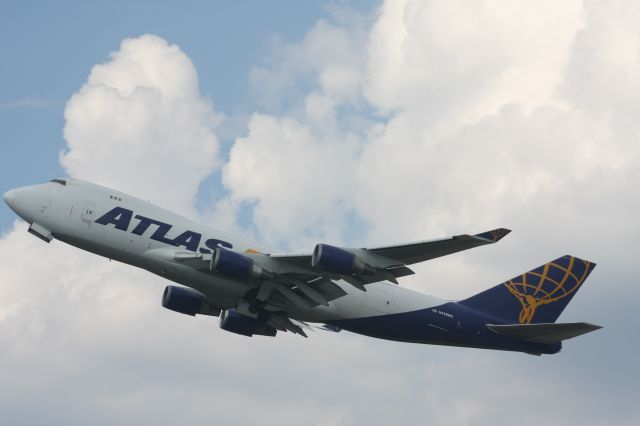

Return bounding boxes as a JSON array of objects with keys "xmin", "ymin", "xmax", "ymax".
[{"xmin": 50, "ymin": 179, "xmax": 67, "ymax": 186}]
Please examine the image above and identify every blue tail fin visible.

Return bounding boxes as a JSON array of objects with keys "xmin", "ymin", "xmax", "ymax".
[{"xmin": 460, "ymin": 255, "xmax": 596, "ymax": 324}]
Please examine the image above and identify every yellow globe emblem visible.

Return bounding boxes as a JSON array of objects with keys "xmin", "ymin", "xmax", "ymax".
[{"xmin": 504, "ymin": 256, "xmax": 593, "ymax": 324}]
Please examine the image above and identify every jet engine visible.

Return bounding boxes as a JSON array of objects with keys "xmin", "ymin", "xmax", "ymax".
[
  {"xmin": 219, "ymin": 309, "xmax": 277, "ymax": 337},
  {"xmin": 161, "ymin": 285, "xmax": 220, "ymax": 316},
  {"xmin": 312, "ymin": 243, "xmax": 376, "ymax": 275},
  {"xmin": 211, "ymin": 247, "xmax": 274, "ymax": 281}
]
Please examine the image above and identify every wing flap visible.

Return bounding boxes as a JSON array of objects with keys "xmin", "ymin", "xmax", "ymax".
[
  {"xmin": 487, "ymin": 322, "xmax": 602, "ymax": 344},
  {"xmin": 267, "ymin": 314, "xmax": 310, "ymax": 337},
  {"xmin": 310, "ymin": 277, "xmax": 348, "ymax": 301}
]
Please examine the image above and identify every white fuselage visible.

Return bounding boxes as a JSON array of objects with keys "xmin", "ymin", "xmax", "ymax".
[{"xmin": 5, "ymin": 179, "xmax": 444, "ymax": 323}]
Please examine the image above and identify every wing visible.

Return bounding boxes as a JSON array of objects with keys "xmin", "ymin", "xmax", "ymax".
[
  {"xmin": 366, "ymin": 228, "xmax": 511, "ymax": 265},
  {"xmin": 152, "ymin": 247, "xmax": 348, "ymax": 307},
  {"xmin": 150, "ymin": 248, "xmax": 343, "ymax": 338},
  {"xmin": 271, "ymin": 228, "xmax": 511, "ymax": 282}
]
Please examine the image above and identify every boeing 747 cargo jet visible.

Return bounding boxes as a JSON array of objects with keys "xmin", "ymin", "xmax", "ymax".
[{"xmin": 3, "ymin": 178, "xmax": 601, "ymax": 355}]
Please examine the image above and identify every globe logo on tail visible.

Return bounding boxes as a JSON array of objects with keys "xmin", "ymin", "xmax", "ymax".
[{"xmin": 504, "ymin": 256, "xmax": 592, "ymax": 324}]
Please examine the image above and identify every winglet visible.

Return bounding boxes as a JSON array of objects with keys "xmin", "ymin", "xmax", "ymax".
[{"xmin": 474, "ymin": 228, "xmax": 511, "ymax": 242}]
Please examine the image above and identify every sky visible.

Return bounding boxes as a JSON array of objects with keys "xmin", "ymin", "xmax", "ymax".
[{"xmin": 1, "ymin": 1, "xmax": 639, "ymax": 425}]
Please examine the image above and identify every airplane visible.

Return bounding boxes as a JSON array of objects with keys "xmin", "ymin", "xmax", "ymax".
[{"xmin": 3, "ymin": 178, "xmax": 601, "ymax": 355}]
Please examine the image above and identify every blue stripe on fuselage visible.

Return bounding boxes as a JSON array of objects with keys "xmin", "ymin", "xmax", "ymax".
[{"xmin": 327, "ymin": 302, "xmax": 561, "ymax": 354}]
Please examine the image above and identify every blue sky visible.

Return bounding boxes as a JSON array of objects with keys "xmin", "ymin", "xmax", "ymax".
[{"xmin": 1, "ymin": 1, "xmax": 639, "ymax": 425}]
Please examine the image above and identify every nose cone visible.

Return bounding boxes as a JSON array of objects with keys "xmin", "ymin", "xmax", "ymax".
[
  {"xmin": 4, "ymin": 184, "xmax": 53, "ymax": 224},
  {"xmin": 3, "ymin": 189, "xmax": 16, "ymax": 209}
]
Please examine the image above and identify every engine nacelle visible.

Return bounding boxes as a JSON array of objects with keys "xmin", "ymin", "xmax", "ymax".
[
  {"xmin": 219, "ymin": 309, "xmax": 277, "ymax": 337},
  {"xmin": 211, "ymin": 247, "xmax": 274, "ymax": 281},
  {"xmin": 161, "ymin": 285, "xmax": 220, "ymax": 316},
  {"xmin": 312, "ymin": 244, "xmax": 376, "ymax": 276}
]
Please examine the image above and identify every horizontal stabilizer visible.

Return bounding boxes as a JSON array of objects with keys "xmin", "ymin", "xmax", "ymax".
[{"xmin": 487, "ymin": 322, "xmax": 602, "ymax": 344}]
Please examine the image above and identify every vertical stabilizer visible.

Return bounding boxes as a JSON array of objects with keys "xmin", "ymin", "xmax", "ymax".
[{"xmin": 460, "ymin": 255, "xmax": 596, "ymax": 324}]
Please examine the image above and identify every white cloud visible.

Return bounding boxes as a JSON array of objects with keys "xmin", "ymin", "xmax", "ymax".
[
  {"xmin": 249, "ymin": 16, "xmax": 369, "ymax": 114},
  {"xmin": 222, "ymin": 113, "xmax": 360, "ymax": 248},
  {"xmin": 365, "ymin": 0, "xmax": 583, "ymax": 119},
  {"xmin": 213, "ymin": 2, "xmax": 640, "ymax": 421},
  {"xmin": 60, "ymin": 34, "xmax": 221, "ymax": 217},
  {"xmin": 220, "ymin": 0, "xmax": 638, "ymax": 262}
]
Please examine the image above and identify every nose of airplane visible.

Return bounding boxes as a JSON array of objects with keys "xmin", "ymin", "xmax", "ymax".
[{"xmin": 3, "ymin": 189, "xmax": 16, "ymax": 209}]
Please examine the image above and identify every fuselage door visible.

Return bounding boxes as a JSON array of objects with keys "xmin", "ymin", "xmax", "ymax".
[{"xmin": 81, "ymin": 202, "xmax": 96, "ymax": 227}]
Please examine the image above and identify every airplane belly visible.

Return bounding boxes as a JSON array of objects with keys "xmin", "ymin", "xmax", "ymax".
[
  {"xmin": 293, "ymin": 282, "xmax": 443, "ymax": 324},
  {"xmin": 328, "ymin": 307, "xmax": 449, "ymax": 343},
  {"xmin": 323, "ymin": 298, "xmax": 482, "ymax": 345}
]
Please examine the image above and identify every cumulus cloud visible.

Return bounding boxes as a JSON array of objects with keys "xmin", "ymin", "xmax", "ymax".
[
  {"xmin": 223, "ymin": 113, "xmax": 361, "ymax": 247},
  {"xmin": 60, "ymin": 34, "xmax": 221, "ymax": 216},
  {"xmin": 249, "ymin": 13, "xmax": 370, "ymax": 114},
  {"xmin": 364, "ymin": 0, "xmax": 583, "ymax": 118},
  {"xmin": 2, "ymin": 2, "xmax": 640, "ymax": 425},
  {"xmin": 218, "ymin": 0, "xmax": 639, "ymax": 267},
  {"xmin": 213, "ymin": 1, "xmax": 640, "ymax": 421}
]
